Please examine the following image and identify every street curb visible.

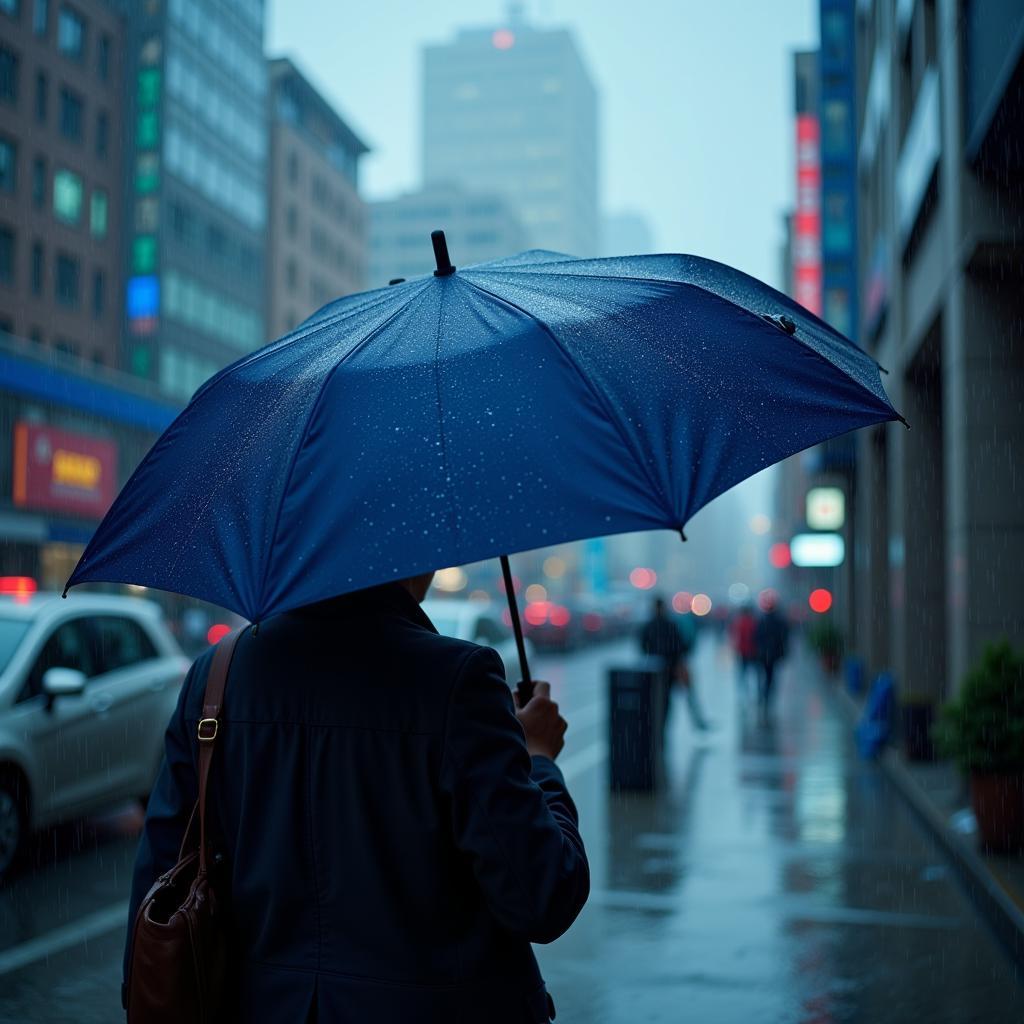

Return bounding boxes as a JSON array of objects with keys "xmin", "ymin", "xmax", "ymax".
[{"xmin": 832, "ymin": 685, "xmax": 1024, "ymax": 968}]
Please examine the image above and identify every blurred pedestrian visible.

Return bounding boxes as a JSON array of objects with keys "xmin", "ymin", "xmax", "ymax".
[
  {"xmin": 729, "ymin": 603, "xmax": 759, "ymax": 697},
  {"xmin": 640, "ymin": 596, "xmax": 709, "ymax": 731},
  {"xmin": 125, "ymin": 575, "xmax": 587, "ymax": 1023},
  {"xmin": 755, "ymin": 596, "xmax": 790, "ymax": 711}
]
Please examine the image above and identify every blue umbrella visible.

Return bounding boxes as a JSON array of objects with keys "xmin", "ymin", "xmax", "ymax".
[{"xmin": 66, "ymin": 232, "xmax": 901, "ymax": 689}]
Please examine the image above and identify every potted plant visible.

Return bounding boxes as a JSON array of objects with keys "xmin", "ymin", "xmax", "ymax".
[
  {"xmin": 937, "ymin": 641, "xmax": 1024, "ymax": 854},
  {"xmin": 899, "ymin": 692, "xmax": 937, "ymax": 762},
  {"xmin": 806, "ymin": 617, "xmax": 843, "ymax": 675}
]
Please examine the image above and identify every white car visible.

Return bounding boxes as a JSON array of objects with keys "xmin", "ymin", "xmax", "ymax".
[
  {"xmin": 421, "ymin": 599, "xmax": 532, "ymax": 684},
  {"xmin": 0, "ymin": 592, "xmax": 190, "ymax": 880}
]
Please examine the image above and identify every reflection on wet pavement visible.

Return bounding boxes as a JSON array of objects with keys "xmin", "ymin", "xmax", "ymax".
[{"xmin": 537, "ymin": 636, "xmax": 1023, "ymax": 1023}]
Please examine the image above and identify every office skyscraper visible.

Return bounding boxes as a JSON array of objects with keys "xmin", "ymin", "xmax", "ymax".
[
  {"xmin": 422, "ymin": 13, "xmax": 598, "ymax": 257},
  {"xmin": 123, "ymin": 0, "xmax": 267, "ymax": 402}
]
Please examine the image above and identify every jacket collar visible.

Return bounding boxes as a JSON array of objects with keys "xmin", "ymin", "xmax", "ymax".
[{"xmin": 288, "ymin": 581, "xmax": 438, "ymax": 634}]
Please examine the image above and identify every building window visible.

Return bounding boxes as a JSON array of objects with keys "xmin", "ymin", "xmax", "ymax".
[
  {"xmin": 0, "ymin": 226, "xmax": 14, "ymax": 283},
  {"xmin": 89, "ymin": 188, "xmax": 107, "ymax": 238},
  {"xmin": 32, "ymin": 0, "xmax": 46, "ymax": 35},
  {"xmin": 34, "ymin": 70, "xmax": 46, "ymax": 122},
  {"xmin": 286, "ymin": 204, "xmax": 297, "ymax": 238},
  {"xmin": 30, "ymin": 239, "xmax": 43, "ymax": 294},
  {"xmin": 822, "ymin": 99, "xmax": 850, "ymax": 157},
  {"xmin": 97, "ymin": 31, "xmax": 109, "ymax": 81},
  {"xmin": 55, "ymin": 252, "xmax": 78, "ymax": 305},
  {"xmin": 287, "ymin": 150, "xmax": 299, "ymax": 184},
  {"xmin": 95, "ymin": 109, "xmax": 107, "ymax": 158},
  {"xmin": 136, "ymin": 109, "xmax": 159, "ymax": 148},
  {"xmin": 0, "ymin": 46, "xmax": 18, "ymax": 105},
  {"xmin": 57, "ymin": 5, "xmax": 85, "ymax": 60},
  {"xmin": 132, "ymin": 235, "xmax": 156, "ymax": 273},
  {"xmin": 135, "ymin": 152, "xmax": 159, "ymax": 193},
  {"xmin": 286, "ymin": 258, "xmax": 297, "ymax": 289},
  {"xmin": 0, "ymin": 136, "xmax": 16, "ymax": 193},
  {"xmin": 59, "ymin": 86, "xmax": 83, "ymax": 142},
  {"xmin": 92, "ymin": 267, "xmax": 103, "ymax": 317},
  {"xmin": 52, "ymin": 167, "xmax": 82, "ymax": 223},
  {"xmin": 0, "ymin": 0, "xmax": 20, "ymax": 17},
  {"xmin": 135, "ymin": 197, "xmax": 158, "ymax": 232},
  {"xmin": 31, "ymin": 154, "xmax": 44, "ymax": 206}
]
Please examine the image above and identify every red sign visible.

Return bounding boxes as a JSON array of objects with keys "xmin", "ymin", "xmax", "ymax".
[
  {"xmin": 793, "ymin": 114, "xmax": 822, "ymax": 315},
  {"xmin": 12, "ymin": 422, "xmax": 118, "ymax": 519}
]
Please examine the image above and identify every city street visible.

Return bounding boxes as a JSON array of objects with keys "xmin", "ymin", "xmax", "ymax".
[{"xmin": 0, "ymin": 633, "xmax": 1021, "ymax": 1022}]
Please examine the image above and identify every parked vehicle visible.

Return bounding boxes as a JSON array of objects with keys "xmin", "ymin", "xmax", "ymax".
[
  {"xmin": 421, "ymin": 599, "xmax": 532, "ymax": 682},
  {"xmin": 0, "ymin": 592, "xmax": 189, "ymax": 880}
]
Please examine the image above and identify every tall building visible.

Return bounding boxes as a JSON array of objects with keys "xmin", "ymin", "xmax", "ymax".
[
  {"xmin": 853, "ymin": 0, "xmax": 1024, "ymax": 701},
  {"xmin": 368, "ymin": 182, "xmax": 526, "ymax": 286},
  {"xmin": 266, "ymin": 57, "xmax": 368, "ymax": 339},
  {"xmin": 122, "ymin": 0, "xmax": 267, "ymax": 402},
  {"xmin": 0, "ymin": 0, "xmax": 125, "ymax": 366},
  {"xmin": 422, "ymin": 13, "xmax": 598, "ymax": 257}
]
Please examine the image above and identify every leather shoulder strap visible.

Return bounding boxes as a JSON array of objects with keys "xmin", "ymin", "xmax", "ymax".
[{"xmin": 196, "ymin": 625, "xmax": 248, "ymax": 874}]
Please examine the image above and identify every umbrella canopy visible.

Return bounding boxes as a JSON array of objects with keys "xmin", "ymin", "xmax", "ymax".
[{"xmin": 66, "ymin": 239, "xmax": 901, "ymax": 623}]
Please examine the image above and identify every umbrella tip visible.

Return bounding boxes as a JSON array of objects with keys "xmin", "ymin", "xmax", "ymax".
[
  {"xmin": 431, "ymin": 230, "xmax": 456, "ymax": 277},
  {"xmin": 679, "ymin": 528, "xmax": 688, "ymax": 542}
]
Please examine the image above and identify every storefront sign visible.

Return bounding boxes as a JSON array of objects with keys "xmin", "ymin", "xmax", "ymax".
[
  {"xmin": 12, "ymin": 422, "xmax": 118, "ymax": 518},
  {"xmin": 806, "ymin": 487, "xmax": 846, "ymax": 530},
  {"xmin": 793, "ymin": 114, "xmax": 822, "ymax": 315}
]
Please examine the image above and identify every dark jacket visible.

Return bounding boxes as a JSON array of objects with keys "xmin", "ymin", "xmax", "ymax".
[
  {"xmin": 125, "ymin": 583, "xmax": 589, "ymax": 1023},
  {"xmin": 639, "ymin": 614, "xmax": 690, "ymax": 668}
]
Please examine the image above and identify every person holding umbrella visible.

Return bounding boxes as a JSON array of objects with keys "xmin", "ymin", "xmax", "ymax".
[{"xmin": 126, "ymin": 570, "xmax": 585, "ymax": 1022}]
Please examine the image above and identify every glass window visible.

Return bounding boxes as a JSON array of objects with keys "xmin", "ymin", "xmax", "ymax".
[
  {"xmin": 0, "ymin": 46, "xmax": 18, "ymax": 104},
  {"xmin": 137, "ymin": 109, "xmax": 158, "ymax": 148},
  {"xmin": 55, "ymin": 251, "xmax": 79, "ymax": 305},
  {"xmin": 135, "ymin": 197, "xmax": 159, "ymax": 231},
  {"xmin": 96, "ymin": 31, "xmax": 109, "ymax": 81},
  {"xmin": 34, "ymin": 70, "xmax": 46, "ymax": 122},
  {"xmin": 57, "ymin": 4, "xmax": 85, "ymax": 60},
  {"xmin": 822, "ymin": 10, "xmax": 849, "ymax": 65},
  {"xmin": 95, "ymin": 109, "xmax": 107, "ymax": 158},
  {"xmin": 132, "ymin": 234, "xmax": 157, "ymax": 273},
  {"xmin": 91, "ymin": 267, "xmax": 103, "ymax": 317},
  {"xmin": 0, "ymin": 0, "xmax": 20, "ymax": 16},
  {"xmin": 59, "ymin": 86, "xmax": 83, "ymax": 141},
  {"xmin": 0, "ymin": 226, "xmax": 13, "ymax": 283},
  {"xmin": 32, "ymin": 0, "xmax": 46, "ymax": 35},
  {"xmin": 135, "ymin": 152, "xmax": 159, "ymax": 193},
  {"xmin": 89, "ymin": 188, "xmax": 107, "ymax": 239},
  {"xmin": 52, "ymin": 167, "xmax": 82, "ymax": 223},
  {"xmin": 19, "ymin": 618, "xmax": 95, "ymax": 703},
  {"xmin": 137, "ymin": 67, "xmax": 160, "ymax": 107},
  {"xmin": 822, "ymin": 99, "xmax": 851, "ymax": 157},
  {"xmin": 0, "ymin": 136, "xmax": 15, "ymax": 193},
  {"xmin": 30, "ymin": 239, "xmax": 42, "ymax": 294},
  {"xmin": 0, "ymin": 619, "xmax": 30, "ymax": 676},
  {"xmin": 31, "ymin": 154, "xmax": 44, "ymax": 207}
]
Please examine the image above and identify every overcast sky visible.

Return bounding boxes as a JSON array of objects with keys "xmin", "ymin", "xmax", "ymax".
[{"xmin": 268, "ymin": 0, "xmax": 818, "ymax": 290}]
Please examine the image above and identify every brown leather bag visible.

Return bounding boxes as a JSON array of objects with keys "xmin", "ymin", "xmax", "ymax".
[{"xmin": 125, "ymin": 625, "xmax": 248, "ymax": 1023}]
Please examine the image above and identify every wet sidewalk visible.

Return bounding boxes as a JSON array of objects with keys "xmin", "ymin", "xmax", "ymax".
[{"xmin": 537, "ymin": 635, "xmax": 1024, "ymax": 1023}]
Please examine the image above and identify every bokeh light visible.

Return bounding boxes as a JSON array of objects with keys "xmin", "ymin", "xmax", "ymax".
[
  {"xmin": 769, "ymin": 542, "xmax": 792, "ymax": 568},
  {"xmin": 543, "ymin": 556, "xmax": 566, "ymax": 579},
  {"xmin": 672, "ymin": 591, "xmax": 693, "ymax": 614},
  {"xmin": 525, "ymin": 583, "xmax": 547, "ymax": 603},
  {"xmin": 809, "ymin": 588, "xmax": 833, "ymax": 614},
  {"xmin": 728, "ymin": 582, "xmax": 750, "ymax": 604},
  {"xmin": 207, "ymin": 623, "xmax": 231, "ymax": 645},
  {"xmin": 691, "ymin": 593, "xmax": 712, "ymax": 616},
  {"xmin": 434, "ymin": 567, "xmax": 468, "ymax": 592},
  {"xmin": 629, "ymin": 567, "xmax": 657, "ymax": 589},
  {"xmin": 749, "ymin": 513, "xmax": 771, "ymax": 535}
]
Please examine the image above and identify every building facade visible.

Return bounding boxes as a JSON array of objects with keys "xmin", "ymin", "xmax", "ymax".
[
  {"xmin": 368, "ymin": 182, "xmax": 526, "ymax": 286},
  {"xmin": 0, "ymin": 0, "xmax": 125, "ymax": 366},
  {"xmin": 122, "ymin": 0, "xmax": 267, "ymax": 402},
  {"xmin": 422, "ymin": 14, "xmax": 598, "ymax": 257},
  {"xmin": 265, "ymin": 57, "xmax": 367, "ymax": 339},
  {"xmin": 853, "ymin": 0, "xmax": 1024, "ymax": 701}
]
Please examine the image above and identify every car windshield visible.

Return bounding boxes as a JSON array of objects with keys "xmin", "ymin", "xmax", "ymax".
[{"xmin": 0, "ymin": 618, "xmax": 31, "ymax": 675}]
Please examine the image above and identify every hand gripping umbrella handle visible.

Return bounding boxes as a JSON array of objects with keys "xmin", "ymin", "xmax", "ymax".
[{"xmin": 500, "ymin": 554, "xmax": 534, "ymax": 707}]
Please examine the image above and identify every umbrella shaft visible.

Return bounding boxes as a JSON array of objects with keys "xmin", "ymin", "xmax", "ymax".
[{"xmin": 500, "ymin": 554, "xmax": 533, "ymax": 698}]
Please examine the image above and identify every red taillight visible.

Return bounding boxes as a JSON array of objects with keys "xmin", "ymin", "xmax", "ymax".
[
  {"xmin": 525, "ymin": 601, "xmax": 549, "ymax": 627},
  {"xmin": 549, "ymin": 605, "xmax": 571, "ymax": 627},
  {"xmin": 582, "ymin": 613, "xmax": 603, "ymax": 632}
]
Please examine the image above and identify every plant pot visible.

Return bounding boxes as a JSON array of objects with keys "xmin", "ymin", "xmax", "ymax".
[
  {"xmin": 900, "ymin": 703, "xmax": 935, "ymax": 762},
  {"xmin": 969, "ymin": 771, "xmax": 1024, "ymax": 854}
]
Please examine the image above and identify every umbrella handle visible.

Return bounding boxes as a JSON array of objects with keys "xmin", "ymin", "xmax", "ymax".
[{"xmin": 500, "ymin": 554, "xmax": 534, "ymax": 705}]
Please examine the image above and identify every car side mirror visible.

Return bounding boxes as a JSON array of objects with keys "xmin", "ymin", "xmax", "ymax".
[{"xmin": 42, "ymin": 667, "xmax": 87, "ymax": 709}]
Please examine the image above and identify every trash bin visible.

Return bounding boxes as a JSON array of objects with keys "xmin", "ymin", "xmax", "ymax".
[{"xmin": 607, "ymin": 658, "xmax": 666, "ymax": 791}]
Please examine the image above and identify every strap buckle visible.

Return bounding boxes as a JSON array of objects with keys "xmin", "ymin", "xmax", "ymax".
[{"xmin": 197, "ymin": 717, "xmax": 219, "ymax": 742}]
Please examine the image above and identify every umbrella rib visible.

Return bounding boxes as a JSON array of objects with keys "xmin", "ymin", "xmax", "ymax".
[
  {"xmin": 252, "ymin": 292, "xmax": 433, "ymax": 617},
  {"xmin": 461, "ymin": 277, "xmax": 677, "ymax": 525}
]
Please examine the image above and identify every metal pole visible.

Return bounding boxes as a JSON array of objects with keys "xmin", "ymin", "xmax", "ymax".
[{"xmin": 500, "ymin": 554, "xmax": 534, "ymax": 706}]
